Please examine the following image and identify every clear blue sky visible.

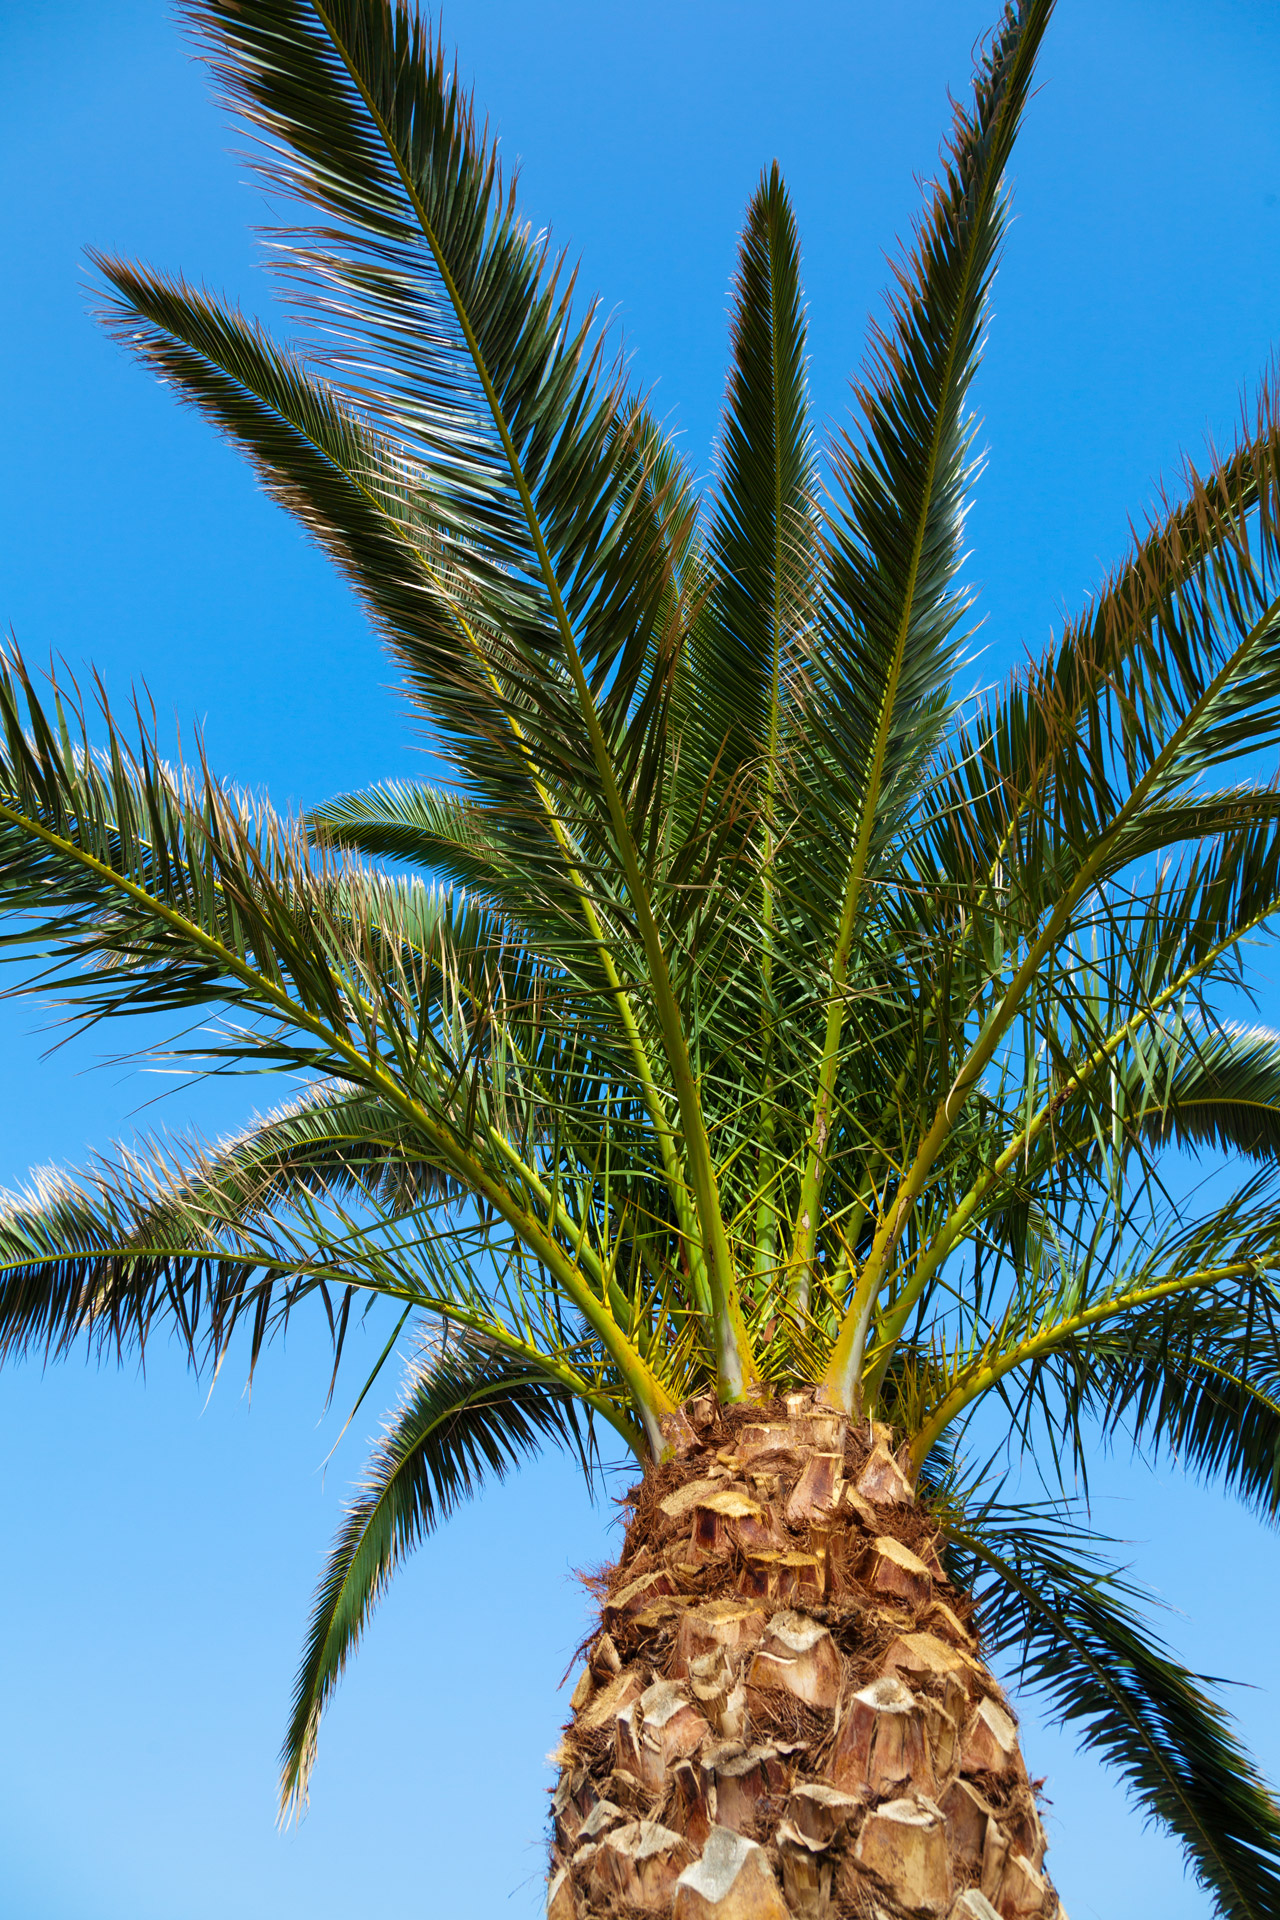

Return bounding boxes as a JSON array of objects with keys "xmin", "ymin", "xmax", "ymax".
[{"xmin": 3, "ymin": 3, "xmax": 1280, "ymax": 1916}]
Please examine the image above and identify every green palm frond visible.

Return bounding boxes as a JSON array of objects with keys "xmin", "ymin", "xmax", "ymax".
[
  {"xmin": 1143, "ymin": 1023, "xmax": 1280, "ymax": 1163},
  {"xmin": 0, "ymin": 643, "xmax": 354, "ymax": 1043},
  {"xmin": 0, "ymin": 1084, "xmax": 458, "ymax": 1369},
  {"xmin": 786, "ymin": 0, "xmax": 1055, "ymax": 1282},
  {"xmin": 0, "ymin": 649, "xmax": 688, "ymax": 1432},
  {"xmin": 92, "ymin": 267, "xmax": 555, "ymax": 808},
  {"xmin": 925, "ymin": 394, "xmax": 1280, "ymax": 961},
  {"xmin": 0, "ymin": 1090, "xmax": 658, "ymax": 1451},
  {"xmin": 1051, "ymin": 1274, "xmax": 1280, "ymax": 1523},
  {"xmin": 1011, "ymin": 1019, "xmax": 1280, "ymax": 1218},
  {"xmin": 185, "ymin": 0, "xmax": 681, "ymax": 804},
  {"xmin": 307, "ymin": 780, "xmax": 550, "ymax": 916},
  {"xmin": 692, "ymin": 162, "xmax": 817, "ymax": 797},
  {"xmin": 1112, "ymin": 1316, "xmax": 1280, "ymax": 1523},
  {"xmin": 0, "ymin": 647, "xmax": 515, "ymax": 1090},
  {"xmin": 944, "ymin": 1502, "xmax": 1280, "ymax": 1920},
  {"xmin": 815, "ymin": 0, "xmax": 1053, "ymax": 851},
  {"xmin": 90, "ymin": 265, "xmax": 642, "ymax": 969},
  {"xmin": 0, "ymin": 1155, "xmax": 262, "ymax": 1369},
  {"xmin": 281, "ymin": 1329, "xmax": 601, "ymax": 1814},
  {"xmin": 908, "ymin": 1165, "xmax": 1280, "ymax": 1472}
]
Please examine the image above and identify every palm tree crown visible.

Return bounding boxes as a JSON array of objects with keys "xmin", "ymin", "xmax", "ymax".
[{"xmin": 5, "ymin": 0, "xmax": 1280, "ymax": 1909}]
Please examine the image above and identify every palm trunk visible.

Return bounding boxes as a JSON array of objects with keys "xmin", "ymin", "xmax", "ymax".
[{"xmin": 549, "ymin": 1392, "xmax": 1062, "ymax": 1920}]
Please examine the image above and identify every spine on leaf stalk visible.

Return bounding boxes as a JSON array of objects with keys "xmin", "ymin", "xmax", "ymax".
[{"xmin": 550, "ymin": 1394, "xmax": 1058, "ymax": 1920}]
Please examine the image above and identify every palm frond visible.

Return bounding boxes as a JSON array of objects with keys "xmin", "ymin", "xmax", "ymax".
[
  {"xmin": 1142, "ymin": 1022, "xmax": 1280, "ymax": 1163},
  {"xmin": 925, "ymin": 388, "xmax": 1280, "ymax": 959},
  {"xmin": 692, "ymin": 162, "xmax": 817, "ymax": 795},
  {"xmin": 789, "ymin": 0, "xmax": 1055, "ymax": 1276},
  {"xmin": 307, "ymin": 780, "xmax": 526, "ymax": 901},
  {"xmin": 814, "ymin": 0, "xmax": 1054, "ymax": 867},
  {"xmin": 184, "ymin": 0, "xmax": 681, "ymax": 801},
  {"xmin": 93, "ymin": 268, "xmax": 550, "ymax": 794},
  {"xmin": 1059, "ymin": 1275, "xmax": 1280, "ymax": 1524},
  {"xmin": 0, "ymin": 647, "xmax": 510, "ymax": 1091},
  {"xmin": 945, "ymin": 1501, "xmax": 1280, "ymax": 1920},
  {"xmin": 280, "ymin": 1329, "xmax": 598, "ymax": 1813},
  {"xmin": 0, "ymin": 1084, "xmax": 450, "ymax": 1369}
]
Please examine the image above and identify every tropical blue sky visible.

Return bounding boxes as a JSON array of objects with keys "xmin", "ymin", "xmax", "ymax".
[{"xmin": 3, "ymin": 3, "xmax": 1280, "ymax": 1916}]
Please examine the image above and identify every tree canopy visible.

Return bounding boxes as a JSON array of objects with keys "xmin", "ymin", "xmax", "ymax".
[{"xmin": 4, "ymin": 2, "xmax": 1280, "ymax": 1908}]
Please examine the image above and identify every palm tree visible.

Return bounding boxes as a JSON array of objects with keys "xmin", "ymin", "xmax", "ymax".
[{"xmin": 5, "ymin": 0, "xmax": 1280, "ymax": 1912}]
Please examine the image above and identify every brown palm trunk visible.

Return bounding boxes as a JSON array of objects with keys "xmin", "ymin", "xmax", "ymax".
[{"xmin": 548, "ymin": 1391, "xmax": 1062, "ymax": 1920}]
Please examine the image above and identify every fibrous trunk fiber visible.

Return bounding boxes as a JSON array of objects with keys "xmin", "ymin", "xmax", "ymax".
[{"xmin": 548, "ymin": 1391, "xmax": 1062, "ymax": 1920}]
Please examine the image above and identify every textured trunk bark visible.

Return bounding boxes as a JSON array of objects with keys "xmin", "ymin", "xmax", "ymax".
[{"xmin": 548, "ymin": 1391, "xmax": 1063, "ymax": 1920}]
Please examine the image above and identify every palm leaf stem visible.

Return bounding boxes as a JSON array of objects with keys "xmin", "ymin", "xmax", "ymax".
[
  {"xmin": 0, "ymin": 790, "xmax": 677, "ymax": 1437},
  {"xmin": 302, "ymin": 0, "xmax": 754, "ymax": 1399},
  {"xmin": 908, "ymin": 1259, "xmax": 1271, "ymax": 1473},
  {"xmin": 810, "ymin": 1158, "xmax": 896, "ymax": 1410},
  {"xmin": 828, "ymin": 1247, "xmax": 886, "ymax": 1413}
]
